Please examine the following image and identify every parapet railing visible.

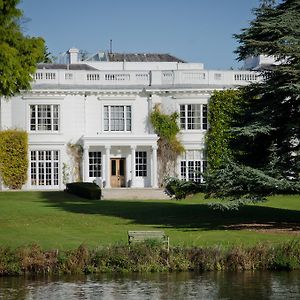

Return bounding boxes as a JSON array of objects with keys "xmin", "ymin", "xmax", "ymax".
[{"xmin": 33, "ymin": 69, "xmax": 260, "ymax": 87}]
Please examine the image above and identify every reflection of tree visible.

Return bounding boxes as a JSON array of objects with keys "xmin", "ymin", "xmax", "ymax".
[
  {"xmin": 215, "ymin": 271, "xmax": 273, "ymax": 299},
  {"xmin": 1, "ymin": 272, "xmax": 300, "ymax": 298},
  {"xmin": 0, "ymin": 277, "xmax": 29, "ymax": 300}
]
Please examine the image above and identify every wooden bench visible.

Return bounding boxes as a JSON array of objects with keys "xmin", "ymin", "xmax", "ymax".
[{"xmin": 128, "ymin": 231, "xmax": 169, "ymax": 251}]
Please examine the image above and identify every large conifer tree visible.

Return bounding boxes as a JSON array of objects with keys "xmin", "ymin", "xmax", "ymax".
[
  {"xmin": 233, "ymin": 0, "xmax": 300, "ymax": 180},
  {"xmin": 206, "ymin": 0, "xmax": 300, "ymax": 203}
]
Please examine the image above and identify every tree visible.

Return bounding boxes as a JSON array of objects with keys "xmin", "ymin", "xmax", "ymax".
[
  {"xmin": 233, "ymin": 0, "xmax": 300, "ymax": 180},
  {"xmin": 206, "ymin": 0, "xmax": 300, "ymax": 204},
  {"xmin": 0, "ymin": 0, "xmax": 45, "ymax": 97}
]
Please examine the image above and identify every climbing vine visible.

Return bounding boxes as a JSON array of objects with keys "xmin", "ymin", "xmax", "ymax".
[
  {"xmin": 206, "ymin": 89, "xmax": 243, "ymax": 172},
  {"xmin": 66, "ymin": 143, "xmax": 83, "ymax": 182},
  {"xmin": 150, "ymin": 105, "xmax": 184, "ymax": 186}
]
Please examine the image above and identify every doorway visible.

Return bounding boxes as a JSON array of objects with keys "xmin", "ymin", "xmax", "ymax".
[{"xmin": 111, "ymin": 158, "xmax": 126, "ymax": 187}]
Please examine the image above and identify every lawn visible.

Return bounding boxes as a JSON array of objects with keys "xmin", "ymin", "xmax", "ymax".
[{"xmin": 0, "ymin": 191, "xmax": 299, "ymax": 250}]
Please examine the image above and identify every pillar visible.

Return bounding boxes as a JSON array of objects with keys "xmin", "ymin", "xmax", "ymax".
[
  {"xmin": 152, "ymin": 145, "xmax": 158, "ymax": 188},
  {"xmin": 105, "ymin": 145, "xmax": 111, "ymax": 188},
  {"xmin": 83, "ymin": 146, "xmax": 89, "ymax": 182},
  {"xmin": 131, "ymin": 145, "xmax": 136, "ymax": 188}
]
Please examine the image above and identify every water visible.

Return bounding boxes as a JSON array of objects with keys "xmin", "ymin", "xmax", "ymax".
[{"xmin": 0, "ymin": 271, "xmax": 299, "ymax": 300}]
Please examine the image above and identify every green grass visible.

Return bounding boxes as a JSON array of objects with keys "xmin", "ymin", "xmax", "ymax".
[{"xmin": 0, "ymin": 191, "xmax": 299, "ymax": 250}]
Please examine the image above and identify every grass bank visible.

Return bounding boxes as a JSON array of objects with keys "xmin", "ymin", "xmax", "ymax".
[
  {"xmin": 1, "ymin": 241, "xmax": 300, "ymax": 276},
  {"xmin": 0, "ymin": 192, "xmax": 299, "ymax": 249}
]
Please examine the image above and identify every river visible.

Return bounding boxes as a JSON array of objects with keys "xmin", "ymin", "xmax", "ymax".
[{"xmin": 0, "ymin": 271, "xmax": 299, "ymax": 299}]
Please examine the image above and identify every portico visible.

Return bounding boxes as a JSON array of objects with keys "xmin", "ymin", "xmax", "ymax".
[{"xmin": 82, "ymin": 135, "xmax": 159, "ymax": 188}]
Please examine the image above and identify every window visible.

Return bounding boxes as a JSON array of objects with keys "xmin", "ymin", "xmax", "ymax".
[
  {"xmin": 180, "ymin": 104, "xmax": 207, "ymax": 130},
  {"xmin": 180, "ymin": 150, "xmax": 207, "ymax": 183},
  {"xmin": 30, "ymin": 104, "xmax": 59, "ymax": 132},
  {"xmin": 104, "ymin": 105, "xmax": 131, "ymax": 132},
  {"xmin": 135, "ymin": 151, "xmax": 147, "ymax": 177},
  {"xmin": 89, "ymin": 152, "xmax": 101, "ymax": 177},
  {"xmin": 30, "ymin": 150, "xmax": 59, "ymax": 186},
  {"xmin": 214, "ymin": 73, "xmax": 222, "ymax": 80}
]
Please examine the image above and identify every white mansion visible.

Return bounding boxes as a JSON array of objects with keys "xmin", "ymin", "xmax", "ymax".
[{"xmin": 0, "ymin": 48, "xmax": 263, "ymax": 191}]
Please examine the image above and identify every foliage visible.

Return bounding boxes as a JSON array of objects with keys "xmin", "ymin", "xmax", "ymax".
[
  {"xmin": 0, "ymin": 241, "xmax": 300, "ymax": 275},
  {"xmin": 165, "ymin": 177, "xmax": 205, "ymax": 200},
  {"xmin": 150, "ymin": 105, "xmax": 184, "ymax": 185},
  {"xmin": 0, "ymin": 0, "xmax": 45, "ymax": 97},
  {"xmin": 206, "ymin": 89, "xmax": 244, "ymax": 172},
  {"xmin": 65, "ymin": 182, "xmax": 101, "ymax": 200},
  {"xmin": 206, "ymin": 158, "xmax": 300, "ymax": 208},
  {"xmin": 207, "ymin": 0, "xmax": 300, "ymax": 203},
  {"xmin": 0, "ymin": 129, "xmax": 28, "ymax": 189},
  {"xmin": 67, "ymin": 142, "xmax": 83, "ymax": 182},
  {"xmin": 234, "ymin": 0, "xmax": 300, "ymax": 178}
]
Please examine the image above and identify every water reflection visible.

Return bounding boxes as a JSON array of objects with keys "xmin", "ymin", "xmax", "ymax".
[{"xmin": 0, "ymin": 271, "xmax": 299, "ymax": 300}]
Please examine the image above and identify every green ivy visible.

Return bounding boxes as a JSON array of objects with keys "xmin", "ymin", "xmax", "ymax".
[
  {"xmin": 150, "ymin": 106, "xmax": 184, "ymax": 185},
  {"xmin": 0, "ymin": 130, "xmax": 28, "ymax": 189},
  {"xmin": 206, "ymin": 90, "xmax": 243, "ymax": 172}
]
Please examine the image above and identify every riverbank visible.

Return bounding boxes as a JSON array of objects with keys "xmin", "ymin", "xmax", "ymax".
[
  {"xmin": 0, "ymin": 192, "xmax": 299, "ymax": 249},
  {"xmin": 1, "ymin": 241, "xmax": 300, "ymax": 276}
]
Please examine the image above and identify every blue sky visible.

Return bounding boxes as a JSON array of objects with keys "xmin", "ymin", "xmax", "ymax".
[{"xmin": 19, "ymin": 0, "xmax": 264, "ymax": 69}]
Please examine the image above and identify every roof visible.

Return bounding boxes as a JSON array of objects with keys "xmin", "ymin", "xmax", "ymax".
[
  {"xmin": 37, "ymin": 63, "xmax": 98, "ymax": 71},
  {"xmin": 107, "ymin": 53, "xmax": 186, "ymax": 63}
]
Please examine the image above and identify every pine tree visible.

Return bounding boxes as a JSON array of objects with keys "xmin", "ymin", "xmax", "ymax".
[
  {"xmin": 206, "ymin": 0, "xmax": 300, "ymax": 205},
  {"xmin": 233, "ymin": 0, "xmax": 300, "ymax": 181}
]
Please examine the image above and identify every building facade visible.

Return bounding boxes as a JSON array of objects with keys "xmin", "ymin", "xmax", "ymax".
[{"xmin": 0, "ymin": 49, "xmax": 260, "ymax": 190}]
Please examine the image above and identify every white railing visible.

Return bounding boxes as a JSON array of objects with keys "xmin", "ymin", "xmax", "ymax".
[{"xmin": 32, "ymin": 69, "xmax": 260, "ymax": 87}]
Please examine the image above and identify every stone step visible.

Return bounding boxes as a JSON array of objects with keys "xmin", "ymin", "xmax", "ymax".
[{"xmin": 101, "ymin": 188, "xmax": 170, "ymax": 200}]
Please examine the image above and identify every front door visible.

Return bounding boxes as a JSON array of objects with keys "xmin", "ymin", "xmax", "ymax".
[{"xmin": 111, "ymin": 158, "xmax": 126, "ymax": 187}]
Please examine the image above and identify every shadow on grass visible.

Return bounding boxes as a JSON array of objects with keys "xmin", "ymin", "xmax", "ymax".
[{"xmin": 40, "ymin": 192, "xmax": 300, "ymax": 232}]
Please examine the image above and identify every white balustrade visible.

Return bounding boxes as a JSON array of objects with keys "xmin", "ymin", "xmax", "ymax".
[{"xmin": 32, "ymin": 69, "xmax": 260, "ymax": 87}]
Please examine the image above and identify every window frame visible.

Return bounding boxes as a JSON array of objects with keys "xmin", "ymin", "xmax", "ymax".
[
  {"xmin": 30, "ymin": 150, "xmax": 59, "ymax": 187},
  {"xmin": 103, "ymin": 105, "xmax": 132, "ymax": 132},
  {"xmin": 180, "ymin": 150, "xmax": 207, "ymax": 183},
  {"xmin": 135, "ymin": 151, "xmax": 147, "ymax": 177},
  {"xmin": 29, "ymin": 104, "xmax": 60, "ymax": 132},
  {"xmin": 89, "ymin": 151, "xmax": 102, "ymax": 177},
  {"xmin": 179, "ymin": 103, "xmax": 208, "ymax": 131}
]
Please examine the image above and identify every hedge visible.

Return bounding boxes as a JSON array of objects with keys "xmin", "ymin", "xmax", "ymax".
[
  {"xmin": 0, "ymin": 130, "xmax": 28, "ymax": 189},
  {"xmin": 65, "ymin": 182, "xmax": 101, "ymax": 200}
]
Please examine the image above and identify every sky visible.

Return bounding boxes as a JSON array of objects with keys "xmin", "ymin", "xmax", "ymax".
[{"xmin": 19, "ymin": 0, "xmax": 264, "ymax": 70}]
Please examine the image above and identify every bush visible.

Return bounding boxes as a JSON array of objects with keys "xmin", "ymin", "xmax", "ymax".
[
  {"xmin": 165, "ymin": 177, "xmax": 205, "ymax": 199},
  {"xmin": 65, "ymin": 182, "xmax": 101, "ymax": 200},
  {"xmin": 0, "ymin": 130, "xmax": 28, "ymax": 189}
]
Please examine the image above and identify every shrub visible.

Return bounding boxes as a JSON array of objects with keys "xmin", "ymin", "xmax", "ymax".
[
  {"xmin": 65, "ymin": 182, "xmax": 101, "ymax": 200},
  {"xmin": 0, "ymin": 130, "xmax": 28, "ymax": 189},
  {"xmin": 165, "ymin": 177, "xmax": 205, "ymax": 199}
]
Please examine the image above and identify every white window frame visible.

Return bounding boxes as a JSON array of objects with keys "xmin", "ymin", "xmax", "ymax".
[
  {"xmin": 89, "ymin": 152, "xmax": 102, "ymax": 177},
  {"xmin": 179, "ymin": 104, "xmax": 208, "ymax": 131},
  {"xmin": 103, "ymin": 105, "xmax": 132, "ymax": 132},
  {"xmin": 30, "ymin": 150, "xmax": 59, "ymax": 187},
  {"xmin": 180, "ymin": 150, "xmax": 207, "ymax": 183},
  {"xmin": 29, "ymin": 104, "xmax": 60, "ymax": 132},
  {"xmin": 135, "ymin": 151, "xmax": 147, "ymax": 177}
]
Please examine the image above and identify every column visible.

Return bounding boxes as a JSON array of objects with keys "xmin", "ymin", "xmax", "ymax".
[
  {"xmin": 105, "ymin": 145, "xmax": 111, "ymax": 188},
  {"xmin": 152, "ymin": 145, "xmax": 158, "ymax": 188},
  {"xmin": 131, "ymin": 145, "xmax": 136, "ymax": 188},
  {"xmin": 83, "ymin": 146, "xmax": 89, "ymax": 182}
]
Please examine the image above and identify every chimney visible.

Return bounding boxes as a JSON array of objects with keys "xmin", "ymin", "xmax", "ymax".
[{"xmin": 68, "ymin": 48, "xmax": 79, "ymax": 64}]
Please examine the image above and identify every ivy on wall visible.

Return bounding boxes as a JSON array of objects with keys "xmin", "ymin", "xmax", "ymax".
[
  {"xmin": 66, "ymin": 142, "xmax": 83, "ymax": 182},
  {"xmin": 150, "ymin": 105, "xmax": 184, "ymax": 185},
  {"xmin": 0, "ymin": 130, "xmax": 28, "ymax": 189},
  {"xmin": 206, "ymin": 89, "xmax": 243, "ymax": 173}
]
